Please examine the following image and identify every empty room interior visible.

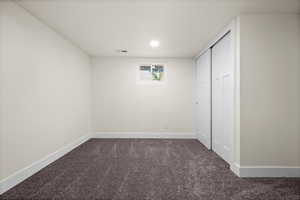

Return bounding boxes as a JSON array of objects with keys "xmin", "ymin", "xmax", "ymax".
[{"xmin": 0, "ymin": 0, "xmax": 300, "ymax": 199}]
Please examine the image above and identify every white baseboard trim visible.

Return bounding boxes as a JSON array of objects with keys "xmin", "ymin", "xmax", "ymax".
[
  {"xmin": 0, "ymin": 134, "xmax": 91, "ymax": 195},
  {"xmin": 230, "ymin": 162, "xmax": 241, "ymax": 176},
  {"xmin": 230, "ymin": 163, "xmax": 300, "ymax": 177},
  {"xmin": 92, "ymin": 132, "xmax": 197, "ymax": 139}
]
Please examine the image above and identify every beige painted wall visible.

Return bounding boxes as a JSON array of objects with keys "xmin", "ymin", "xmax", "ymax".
[
  {"xmin": 0, "ymin": 2, "xmax": 91, "ymax": 180},
  {"xmin": 239, "ymin": 14, "xmax": 300, "ymax": 166},
  {"xmin": 92, "ymin": 57, "xmax": 195, "ymax": 133}
]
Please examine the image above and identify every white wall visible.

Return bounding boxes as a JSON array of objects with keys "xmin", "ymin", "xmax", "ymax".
[
  {"xmin": 0, "ymin": 1, "xmax": 91, "ymax": 181},
  {"xmin": 92, "ymin": 57, "xmax": 195, "ymax": 134},
  {"xmin": 239, "ymin": 14, "xmax": 300, "ymax": 167}
]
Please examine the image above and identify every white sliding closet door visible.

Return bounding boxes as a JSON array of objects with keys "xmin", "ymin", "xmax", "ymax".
[
  {"xmin": 195, "ymin": 50, "xmax": 211, "ymax": 149},
  {"xmin": 212, "ymin": 32, "xmax": 234, "ymax": 164}
]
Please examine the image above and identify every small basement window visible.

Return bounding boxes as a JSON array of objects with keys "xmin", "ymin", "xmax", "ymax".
[{"xmin": 138, "ymin": 64, "xmax": 165, "ymax": 83}]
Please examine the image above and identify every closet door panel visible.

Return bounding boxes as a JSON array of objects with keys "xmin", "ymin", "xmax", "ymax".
[
  {"xmin": 212, "ymin": 76, "xmax": 222, "ymax": 155},
  {"xmin": 222, "ymin": 72, "xmax": 234, "ymax": 162},
  {"xmin": 195, "ymin": 50, "xmax": 211, "ymax": 149},
  {"xmin": 212, "ymin": 32, "xmax": 234, "ymax": 164}
]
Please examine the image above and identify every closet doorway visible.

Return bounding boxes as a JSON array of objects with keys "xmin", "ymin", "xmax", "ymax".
[{"xmin": 196, "ymin": 31, "xmax": 234, "ymax": 164}]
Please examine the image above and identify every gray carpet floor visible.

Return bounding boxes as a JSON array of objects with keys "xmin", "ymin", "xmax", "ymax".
[{"xmin": 1, "ymin": 139, "xmax": 300, "ymax": 200}]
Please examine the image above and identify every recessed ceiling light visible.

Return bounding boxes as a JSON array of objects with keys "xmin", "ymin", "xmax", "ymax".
[{"xmin": 150, "ymin": 40, "xmax": 160, "ymax": 48}]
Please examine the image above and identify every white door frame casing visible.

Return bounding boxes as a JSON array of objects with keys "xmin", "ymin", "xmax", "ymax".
[{"xmin": 194, "ymin": 18, "xmax": 240, "ymax": 173}]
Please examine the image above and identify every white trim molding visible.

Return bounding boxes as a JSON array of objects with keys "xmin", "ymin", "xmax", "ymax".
[
  {"xmin": 0, "ymin": 134, "xmax": 91, "ymax": 195},
  {"xmin": 92, "ymin": 132, "xmax": 196, "ymax": 139},
  {"xmin": 230, "ymin": 162, "xmax": 241, "ymax": 176},
  {"xmin": 231, "ymin": 163, "xmax": 300, "ymax": 177}
]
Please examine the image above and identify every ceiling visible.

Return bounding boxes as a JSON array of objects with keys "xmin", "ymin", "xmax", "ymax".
[{"xmin": 17, "ymin": 0, "xmax": 300, "ymax": 58}]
